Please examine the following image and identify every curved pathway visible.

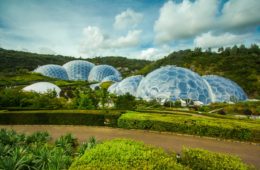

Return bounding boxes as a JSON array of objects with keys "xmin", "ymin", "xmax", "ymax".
[{"xmin": 1, "ymin": 125, "xmax": 260, "ymax": 168}]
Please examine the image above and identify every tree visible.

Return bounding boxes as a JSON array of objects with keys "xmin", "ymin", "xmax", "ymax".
[{"xmin": 115, "ymin": 93, "xmax": 136, "ymax": 110}]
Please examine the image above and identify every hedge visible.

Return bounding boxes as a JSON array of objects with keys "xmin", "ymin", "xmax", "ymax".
[
  {"xmin": 69, "ymin": 139, "xmax": 186, "ymax": 170},
  {"xmin": 118, "ymin": 112, "xmax": 260, "ymax": 141},
  {"xmin": 180, "ymin": 148, "xmax": 252, "ymax": 170},
  {"xmin": 0, "ymin": 110, "xmax": 123, "ymax": 127}
]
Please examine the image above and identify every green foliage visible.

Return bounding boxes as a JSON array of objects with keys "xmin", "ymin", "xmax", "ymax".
[
  {"xmin": 118, "ymin": 112, "xmax": 260, "ymax": 141},
  {"xmin": 26, "ymin": 131, "xmax": 51, "ymax": 144},
  {"xmin": 69, "ymin": 139, "xmax": 186, "ymax": 170},
  {"xmin": 77, "ymin": 136, "xmax": 97, "ymax": 157},
  {"xmin": 0, "ymin": 110, "xmax": 122, "ymax": 127},
  {"xmin": 0, "ymin": 88, "xmax": 67, "ymax": 109},
  {"xmin": 115, "ymin": 93, "xmax": 137, "ymax": 110},
  {"xmin": 0, "ymin": 129, "xmax": 97, "ymax": 170},
  {"xmin": 180, "ymin": 148, "xmax": 252, "ymax": 170}
]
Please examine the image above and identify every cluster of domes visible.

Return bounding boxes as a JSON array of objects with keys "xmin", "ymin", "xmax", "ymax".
[
  {"xmin": 34, "ymin": 60, "xmax": 121, "ymax": 82},
  {"xmin": 108, "ymin": 66, "xmax": 247, "ymax": 104}
]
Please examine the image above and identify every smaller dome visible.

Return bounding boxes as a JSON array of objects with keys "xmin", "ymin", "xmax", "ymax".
[
  {"xmin": 34, "ymin": 64, "xmax": 68, "ymax": 80},
  {"xmin": 23, "ymin": 82, "xmax": 61, "ymax": 97},
  {"xmin": 114, "ymin": 75, "xmax": 143, "ymax": 96},
  {"xmin": 88, "ymin": 65, "xmax": 121, "ymax": 82},
  {"xmin": 203, "ymin": 75, "xmax": 247, "ymax": 102},
  {"xmin": 63, "ymin": 60, "xmax": 95, "ymax": 81}
]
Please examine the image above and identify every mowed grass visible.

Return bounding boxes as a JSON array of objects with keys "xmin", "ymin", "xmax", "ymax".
[{"xmin": 118, "ymin": 111, "xmax": 260, "ymax": 142}]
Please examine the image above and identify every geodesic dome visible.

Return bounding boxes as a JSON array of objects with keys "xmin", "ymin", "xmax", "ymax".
[
  {"xmin": 107, "ymin": 82, "xmax": 119, "ymax": 94},
  {"xmin": 88, "ymin": 65, "xmax": 121, "ymax": 82},
  {"xmin": 63, "ymin": 60, "xmax": 95, "ymax": 81},
  {"xmin": 114, "ymin": 75, "xmax": 143, "ymax": 96},
  {"xmin": 34, "ymin": 64, "xmax": 68, "ymax": 80},
  {"xmin": 203, "ymin": 75, "xmax": 247, "ymax": 102},
  {"xmin": 136, "ymin": 66, "xmax": 213, "ymax": 104},
  {"xmin": 101, "ymin": 75, "xmax": 121, "ymax": 83},
  {"xmin": 22, "ymin": 82, "xmax": 61, "ymax": 97}
]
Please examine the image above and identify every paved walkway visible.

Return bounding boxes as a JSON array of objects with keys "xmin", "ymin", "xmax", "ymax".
[{"xmin": 1, "ymin": 125, "xmax": 260, "ymax": 168}]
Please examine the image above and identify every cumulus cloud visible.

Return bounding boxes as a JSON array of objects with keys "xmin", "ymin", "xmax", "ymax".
[
  {"xmin": 154, "ymin": 0, "xmax": 260, "ymax": 44},
  {"xmin": 139, "ymin": 46, "xmax": 171, "ymax": 60},
  {"xmin": 80, "ymin": 26, "xmax": 142, "ymax": 56},
  {"xmin": 220, "ymin": 0, "xmax": 260, "ymax": 30},
  {"xmin": 114, "ymin": 9, "xmax": 143, "ymax": 30},
  {"xmin": 194, "ymin": 32, "xmax": 250, "ymax": 48},
  {"xmin": 154, "ymin": 0, "xmax": 218, "ymax": 43},
  {"xmin": 113, "ymin": 30, "xmax": 142, "ymax": 47}
]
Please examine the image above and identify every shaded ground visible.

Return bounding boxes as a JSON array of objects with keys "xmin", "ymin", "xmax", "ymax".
[{"xmin": 1, "ymin": 125, "xmax": 260, "ymax": 168}]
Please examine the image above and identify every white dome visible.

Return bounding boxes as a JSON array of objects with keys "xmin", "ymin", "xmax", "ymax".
[
  {"xmin": 23, "ymin": 82, "xmax": 61, "ymax": 97},
  {"xmin": 203, "ymin": 75, "xmax": 247, "ymax": 102},
  {"xmin": 88, "ymin": 65, "xmax": 121, "ymax": 82},
  {"xmin": 136, "ymin": 66, "xmax": 212, "ymax": 104}
]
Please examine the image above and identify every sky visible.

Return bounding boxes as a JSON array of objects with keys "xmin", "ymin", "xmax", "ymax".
[{"xmin": 0, "ymin": 0, "xmax": 260, "ymax": 60}]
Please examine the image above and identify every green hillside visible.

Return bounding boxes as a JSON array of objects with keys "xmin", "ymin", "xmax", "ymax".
[
  {"xmin": 0, "ymin": 48, "xmax": 151, "ymax": 77},
  {"xmin": 137, "ymin": 45, "xmax": 260, "ymax": 99}
]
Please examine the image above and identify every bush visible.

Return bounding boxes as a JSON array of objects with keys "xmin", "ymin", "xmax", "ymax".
[
  {"xmin": 69, "ymin": 139, "xmax": 186, "ymax": 170},
  {"xmin": 180, "ymin": 148, "xmax": 252, "ymax": 170},
  {"xmin": 0, "ymin": 110, "xmax": 122, "ymax": 127},
  {"xmin": 118, "ymin": 112, "xmax": 260, "ymax": 141}
]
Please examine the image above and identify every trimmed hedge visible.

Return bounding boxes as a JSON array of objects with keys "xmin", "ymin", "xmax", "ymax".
[
  {"xmin": 69, "ymin": 139, "xmax": 186, "ymax": 170},
  {"xmin": 118, "ymin": 112, "xmax": 260, "ymax": 141},
  {"xmin": 0, "ymin": 110, "xmax": 123, "ymax": 127},
  {"xmin": 180, "ymin": 148, "xmax": 252, "ymax": 170}
]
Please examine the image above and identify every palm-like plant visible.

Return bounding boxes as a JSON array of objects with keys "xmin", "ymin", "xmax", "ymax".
[{"xmin": 0, "ymin": 147, "xmax": 30, "ymax": 170}]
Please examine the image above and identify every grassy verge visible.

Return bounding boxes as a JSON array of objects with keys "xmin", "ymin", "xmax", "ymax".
[
  {"xmin": 0, "ymin": 110, "xmax": 123, "ymax": 127},
  {"xmin": 118, "ymin": 111, "xmax": 260, "ymax": 142}
]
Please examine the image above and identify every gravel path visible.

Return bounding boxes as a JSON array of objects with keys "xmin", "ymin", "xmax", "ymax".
[{"xmin": 1, "ymin": 125, "xmax": 260, "ymax": 168}]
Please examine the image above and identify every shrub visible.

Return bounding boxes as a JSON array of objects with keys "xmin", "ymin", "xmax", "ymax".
[
  {"xmin": 69, "ymin": 139, "xmax": 186, "ymax": 170},
  {"xmin": 118, "ymin": 112, "xmax": 260, "ymax": 141},
  {"xmin": 180, "ymin": 148, "xmax": 252, "ymax": 170},
  {"xmin": 0, "ymin": 110, "xmax": 122, "ymax": 127}
]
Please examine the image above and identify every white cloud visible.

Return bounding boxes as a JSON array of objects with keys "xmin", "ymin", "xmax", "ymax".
[
  {"xmin": 154, "ymin": 0, "xmax": 260, "ymax": 44},
  {"xmin": 113, "ymin": 30, "xmax": 142, "ymax": 48},
  {"xmin": 139, "ymin": 46, "xmax": 171, "ymax": 60},
  {"xmin": 114, "ymin": 9, "xmax": 143, "ymax": 30},
  {"xmin": 194, "ymin": 32, "xmax": 250, "ymax": 48},
  {"xmin": 220, "ymin": 0, "xmax": 260, "ymax": 29},
  {"xmin": 154, "ymin": 0, "xmax": 218, "ymax": 43},
  {"xmin": 80, "ymin": 26, "xmax": 142, "ymax": 57}
]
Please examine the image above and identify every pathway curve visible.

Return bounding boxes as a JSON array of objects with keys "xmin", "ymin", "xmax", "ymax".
[{"xmin": 1, "ymin": 125, "xmax": 259, "ymax": 168}]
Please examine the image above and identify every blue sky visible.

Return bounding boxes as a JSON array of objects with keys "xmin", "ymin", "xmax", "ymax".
[{"xmin": 0, "ymin": 0, "xmax": 259, "ymax": 60}]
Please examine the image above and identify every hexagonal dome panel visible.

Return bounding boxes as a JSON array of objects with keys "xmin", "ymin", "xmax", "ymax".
[
  {"xmin": 34, "ymin": 64, "xmax": 68, "ymax": 80},
  {"xmin": 203, "ymin": 75, "xmax": 247, "ymax": 102},
  {"xmin": 88, "ymin": 65, "xmax": 121, "ymax": 82},
  {"xmin": 114, "ymin": 75, "xmax": 143, "ymax": 96},
  {"xmin": 136, "ymin": 66, "xmax": 212, "ymax": 104},
  {"xmin": 63, "ymin": 60, "xmax": 95, "ymax": 81}
]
